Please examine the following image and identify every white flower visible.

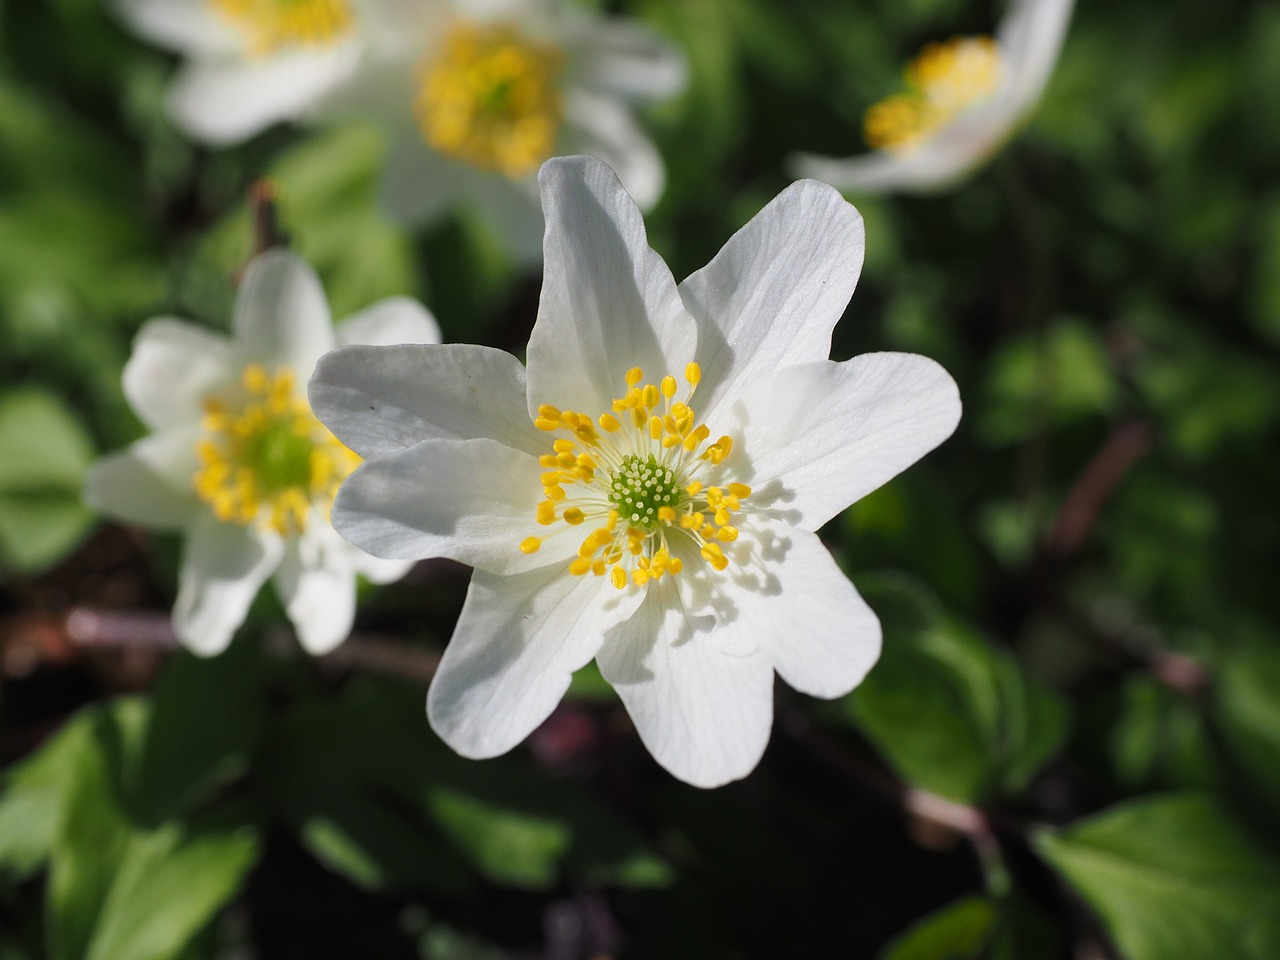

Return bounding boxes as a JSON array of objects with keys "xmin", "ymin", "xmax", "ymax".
[
  {"xmin": 789, "ymin": 0, "xmax": 1075, "ymax": 194},
  {"xmin": 85, "ymin": 250, "xmax": 440, "ymax": 656},
  {"xmin": 309, "ymin": 155, "xmax": 961, "ymax": 787},
  {"xmin": 113, "ymin": 0, "xmax": 367, "ymax": 145},
  {"xmin": 320, "ymin": 0, "xmax": 686, "ymax": 261}
]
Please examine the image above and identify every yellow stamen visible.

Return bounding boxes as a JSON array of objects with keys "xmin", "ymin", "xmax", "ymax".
[
  {"xmin": 193, "ymin": 364, "xmax": 359, "ymax": 536},
  {"xmin": 863, "ymin": 35, "xmax": 1002, "ymax": 152},
  {"xmin": 210, "ymin": 0, "xmax": 353, "ymax": 57},
  {"xmin": 415, "ymin": 21, "xmax": 564, "ymax": 178},
  {"xmin": 517, "ymin": 364, "xmax": 754, "ymax": 588}
]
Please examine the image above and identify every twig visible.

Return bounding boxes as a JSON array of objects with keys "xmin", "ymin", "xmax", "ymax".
[
  {"xmin": 782, "ymin": 709, "xmax": 994, "ymax": 842},
  {"xmin": 62, "ymin": 607, "xmax": 441, "ymax": 686},
  {"xmin": 249, "ymin": 178, "xmax": 288, "ymax": 256},
  {"xmin": 1046, "ymin": 420, "xmax": 1154, "ymax": 557}
]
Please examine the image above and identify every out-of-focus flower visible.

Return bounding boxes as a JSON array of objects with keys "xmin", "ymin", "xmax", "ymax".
[
  {"xmin": 309, "ymin": 156, "xmax": 961, "ymax": 787},
  {"xmin": 85, "ymin": 250, "xmax": 440, "ymax": 656},
  {"xmin": 790, "ymin": 0, "xmax": 1075, "ymax": 193},
  {"xmin": 323, "ymin": 0, "xmax": 686, "ymax": 261},
  {"xmin": 113, "ymin": 0, "xmax": 366, "ymax": 144}
]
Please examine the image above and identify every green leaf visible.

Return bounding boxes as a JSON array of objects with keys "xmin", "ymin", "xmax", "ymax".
[
  {"xmin": 127, "ymin": 640, "xmax": 268, "ymax": 826},
  {"xmin": 1036, "ymin": 794, "xmax": 1280, "ymax": 960},
  {"xmin": 46, "ymin": 701, "xmax": 149, "ymax": 960},
  {"xmin": 879, "ymin": 896, "xmax": 995, "ymax": 960},
  {"xmin": 0, "ymin": 707, "xmax": 101, "ymax": 879},
  {"xmin": 426, "ymin": 787, "xmax": 571, "ymax": 891},
  {"xmin": 83, "ymin": 824, "xmax": 258, "ymax": 960},
  {"xmin": 44, "ymin": 699, "xmax": 257, "ymax": 960},
  {"xmin": 0, "ymin": 388, "xmax": 96, "ymax": 573},
  {"xmin": 978, "ymin": 318, "xmax": 1117, "ymax": 446},
  {"xmin": 846, "ymin": 575, "xmax": 1068, "ymax": 804},
  {"xmin": 1212, "ymin": 642, "xmax": 1280, "ymax": 809}
]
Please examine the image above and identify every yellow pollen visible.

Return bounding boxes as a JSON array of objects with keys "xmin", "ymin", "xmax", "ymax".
[
  {"xmin": 520, "ymin": 537, "xmax": 542, "ymax": 554},
  {"xmin": 863, "ymin": 35, "xmax": 1003, "ymax": 152},
  {"xmin": 415, "ymin": 21, "xmax": 564, "ymax": 178},
  {"xmin": 210, "ymin": 0, "xmax": 353, "ymax": 57},
  {"xmin": 519, "ymin": 366, "xmax": 754, "ymax": 589},
  {"xmin": 192, "ymin": 363, "xmax": 359, "ymax": 536}
]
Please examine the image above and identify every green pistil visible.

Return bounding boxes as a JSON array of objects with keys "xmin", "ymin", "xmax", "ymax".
[
  {"xmin": 244, "ymin": 421, "xmax": 314, "ymax": 494},
  {"xmin": 609, "ymin": 454, "xmax": 679, "ymax": 528}
]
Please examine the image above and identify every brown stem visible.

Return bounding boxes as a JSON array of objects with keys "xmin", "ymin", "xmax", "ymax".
[
  {"xmin": 249, "ymin": 178, "xmax": 288, "ymax": 257},
  {"xmin": 1046, "ymin": 420, "xmax": 1154, "ymax": 557},
  {"xmin": 62, "ymin": 607, "xmax": 441, "ymax": 686}
]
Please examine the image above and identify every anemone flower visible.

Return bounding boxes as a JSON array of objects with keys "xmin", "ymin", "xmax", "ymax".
[
  {"xmin": 111, "ymin": 0, "xmax": 382, "ymax": 145},
  {"xmin": 790, "ymin": 0, "xmax": 1075, "ymax": 193},
  {"xmin": 320, "ymin": 0, "xmax": 686, "ymax": 261},
  {"xmin": 85, "ymin": 250, "xmax": 439, "ymax": 655},
  {"xmin": 310, "ymin": 156, "xmax": 961, "ymax": 786}
]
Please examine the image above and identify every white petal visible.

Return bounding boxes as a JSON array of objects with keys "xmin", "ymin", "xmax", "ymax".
[
  {"xmin": 83, "ymin": 429, "xmax": 203, "ymax": 530},
  {"xmin": 173, "ymin": 514, "xmax": 282, "ymax": 656},
  {"xmin": 309, "ymin": 343, "xmax": 544, "ymax": 459},
  {"xmin": 331, "ymin": 438, "xmax": 563, "ymax": 575},
  {"xmin": 723, "ymin": 521, "xmax": 881, "ymax": 698},
  {"xmin": 351, "ymin": 550, "xmax": 414, "ymax": 584},
  {"xmin": 526, "ymin": 155, "xmax": 695, "ymax": 417},
  {"xmin": 232, "ymin": 249, "xmax": 334, "ymax": 375},
  {"xmin": 559, "ymin": 90, "xmax": 665, "ymax": 211},
  {"xmin": 167, "ymin": 43, "xmax": 358, "ymax": 146},
  {"xmin": 788, "ymin": 119, "xmax": 1002, "ymax": 195},
  {"xmin": 274, "ymin": 529, "xmax": 357, "ymax": 655},
  {"xmin": 728, "ymin": 354, "xmax": 961, "ymax": 531},
  {"xmin": 568, "ymin": 20, "xmax": 687, "ymax": 102},
  {"xmin": 428, "ymin": 563, "xmax": 643, "ymax": 758},
  {"xmin": 998, "ymin": 0, "xmax": 1076, "ymax": 117},
  {"xmin": 122, "ymin": 318, "xmax": 233, "ymax": 432},
  {"xmin": 112, "ymin": 0, "xmax": 241, "ymax": 56},
  {"xmin": 597, "ymin": 580, "xmax": 775, "ymax": 788},
  {"xmin": 678, "ymin": 179, "xmax": 865, "ymax": 423},
  {"xmin": 335, "ymin": 296, "xmax": 441, "ymax": 348}
]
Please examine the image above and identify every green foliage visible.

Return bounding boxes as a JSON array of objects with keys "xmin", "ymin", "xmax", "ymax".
[
  {"xmin": 1, "ymin": 0, "xmax": 1278, "ymax": 955},
  {"xmin": 879, "ymin": 896, "xmax": 994, "ymax": 960},
  {"xmin": 845, "ymin": 575, "xmax": 1068, "ymax": 805},
  {"xmin": 0, "ymin": 388, "xmax": 96, "ymax": 573},
  {"xmin": 1036, "ymin": 794, "xmax": 1280, "ymax": 960}
]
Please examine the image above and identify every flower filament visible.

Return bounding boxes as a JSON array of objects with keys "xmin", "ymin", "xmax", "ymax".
[
  {"xmin": 416, "ymin": 22, "xmax": 564, "ymax": 177},
  {"xmin": 210, "ymin": 0, "xmax": 354, "ymax": 56},
  {"xmin": 521, "ymin": 364, "xmax": 752, "ymax": 589},
  {"xmin": 194, "ymin": 364, "xmax": 360, "ymax": 535},
  {"xmin": 863, "ymin": 36, "xmax": 1003, "ymax": 152}
]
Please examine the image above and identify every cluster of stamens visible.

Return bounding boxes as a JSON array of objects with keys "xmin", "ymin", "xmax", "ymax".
[
  {"xmin": 193, "ymin": 364, "xmax": 360, "ymax": 535},
  {"xmin": 416, "ymin": 22, "xmax": 564, "ymax": 177},
  {"xmin": 864, "ymin": 36, "xmax": 1002, "ymax": 152},
  {"xmin": 210, "ymin": 0, "xmax": 354, "ymax": 56},
  {"xmin": 519, "ymin": 364, "xmax": 751, "ymax": 589}
]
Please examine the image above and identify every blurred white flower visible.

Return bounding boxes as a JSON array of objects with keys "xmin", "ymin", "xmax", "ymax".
[
  {"xmin": 322, "ymin": 0, "xmax": 686, "ymax": 261},
  {"xmin": 790, "ymin": 0, "xmax": 1075, "ymax": 193},
  {"xmin": 113, "ymin": 0, "xmax": 366, "ymax": 145},
  {"xmin": 85, "ymin": 250, "xmax": 440, "ymax": 656},
  {"xmin": 309, "ymin": 156, "xmax": 961, "ymax": 787}
]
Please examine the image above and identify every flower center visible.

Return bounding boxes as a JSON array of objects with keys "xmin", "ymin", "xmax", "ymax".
[
  {"xmin": 863, "ymin": 36, "xmax": 1002, "ymax": 152},
  {"xmin": 519, "ymin": 364, "xmax": 752, "ymax": 590},
  {"xmin": 194, "ymin": 364, "xmax": 361, "ymax": 535},
  {"xmin": 209, "ymin": 0, "xmax": 353, "ymax": 57},
  {"xmin": 415, "ymin": 22, "xmax": 564, "ymax": 178}
]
